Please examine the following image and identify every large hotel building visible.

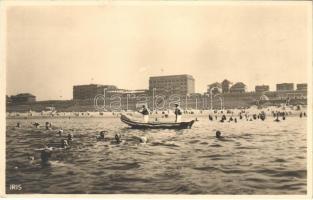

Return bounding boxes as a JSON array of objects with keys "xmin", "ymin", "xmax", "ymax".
[
  {"xmin": 73, "ymin": 84, "xmax": 118, "ymax": 100},
  {"xmin": 149, "ymin": 74, "xmax": 195, "ymax": 95}
]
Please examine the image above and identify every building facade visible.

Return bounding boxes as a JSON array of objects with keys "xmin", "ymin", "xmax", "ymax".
[
  {"xmin": 276, "ymin": 83, "xmax": 294, "ymax": 91},
  {"xmin": 255, "ymin": 85, "xmax": 270, "ymax": 93},
  {"xmin": 230, "ymin": 82, "xmax": 246, "ymax": 93},
  {"xmin": 296, "ymin": 83, "xmax": 307, "ymax": 91},
  {"xmin": 73, "ymin": 84, "xmax": 118, "ymax": 100},
  {"xmin": 149, "ymin": 74, "xmax": 195, "ymax": 95},
  {"xmin": 10, "ymin": 93, "xmax": 36, "ymax": 104}
]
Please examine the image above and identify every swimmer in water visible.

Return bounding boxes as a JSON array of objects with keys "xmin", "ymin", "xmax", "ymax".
[
  {"xmin": 67, "ymin": 133, "xmax": 74, "ymax": 142},
  {"xmin": 35, "ymin": 142, "xmax": 69, "ymax": 166},
  {"xmin": 139, "ymin": 136, "xmax": 148, "ymax": 143},
  {"xmin": 115, "ymin": 134, "xmax": 122, "ymax": 144},
  {"xmin": 96, "ymin": 131, "xmax": 107, "ymax": 140},
  {"xmin": 45, "ymin": 122, "xmax": 52, "ymax": 130},
  {"xmin": 35, "ymin": 146, "xmax": 53, "ymax": 166},
  {"xmin": 28, "ymin": 155, "xmax": 35, "ymax": 164},
  {"xmin": 216, "ymin": 131, "xmax": 224, "ymax": 139},
  {"xmin": 32, "ymin": 122, "xmax": 40, "ymax": 128},
  {"xmin": 113, "ymin": 134, "xmax": 126, "ymax": 144},
  {"xmin": 16, "ymin": 122, "xmax": 21, "ymax": 128},
  {"xmin": 57, "ymin": 129, "xmax": 63, "ymax": 136},
  {"xmin": 61, "ymin": 139, "xmax": 70, "ymax": 149}
]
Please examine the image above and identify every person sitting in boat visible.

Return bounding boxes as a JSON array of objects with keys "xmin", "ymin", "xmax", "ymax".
[
  {"xmin": 174, "ymin": 104, "xmax": 182, "ymax": 123},
  {"xmin": 138, "ymin": 105, "xmax": 150, "ymax": 123}
]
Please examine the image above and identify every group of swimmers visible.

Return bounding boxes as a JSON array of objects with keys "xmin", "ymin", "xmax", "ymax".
[
  {"xmin": 208, "ymin": 111, "xmax": 266, "ymax": 123},
  {"xmin": 208, "ymin": 109, "xmax": 307, "ymax": 123},
  {"xmin": 14, "ymin": 107, "xmax": 307, "ymax": 167},
  {"xmin": 16, "ymin": 121, "xmax": 148, "ymax": 166}
]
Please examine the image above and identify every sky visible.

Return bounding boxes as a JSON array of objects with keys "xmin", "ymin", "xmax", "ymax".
[{"xmin": 6, "ymin": 3, "xmax": 310, "ymax": 100}]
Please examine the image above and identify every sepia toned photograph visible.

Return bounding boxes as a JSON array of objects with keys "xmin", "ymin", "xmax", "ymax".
[{"xmin": 3, "ymin": 1, "xmax": 312, "ymax": 196}]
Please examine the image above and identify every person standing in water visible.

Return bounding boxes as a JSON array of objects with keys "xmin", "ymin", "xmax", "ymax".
[
  {"xmin": 34, "ymin": 146, "xmax": 53, "ymax": 166},
  {"xmin": 138, "ymin": 105, "xmax": 150, "ymax": 123},
  {"xmin": 174, "ymin": 103, "xmax": 183, "ymax": 123}
]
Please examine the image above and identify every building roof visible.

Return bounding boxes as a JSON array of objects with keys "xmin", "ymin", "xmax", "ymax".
[
  {"xmin": 221, "ymin": 79, "xmax": 232, "ymax": 85},
  {"xmin": 208, "ymin": 82, "xmax": 222, "ymax": 88},
  {"xmin": 149, "ymin": 74, "xmax": 194, "ymax": 80},
  {"xmin": 13, "ymin": 93, "xmax": 35, "ymax": 97},
  {"xmin": 73, "ymin": 84, "xmax": 117, "ymax": 88},
  {"xmin": 276, "ymin": 83, "xmax": 294, "ymax": 85},
  {"xmin": 230, "ymin": 82, "xmax": 246, "ymax": 89}
]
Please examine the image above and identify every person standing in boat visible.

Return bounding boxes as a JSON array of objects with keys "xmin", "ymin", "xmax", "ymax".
[
  {"xmin": 174, "ymin": 103, "xmax": 183, "ymax": 123},
  {"xmin": 139, "ymin": 105, "xmax": 150, "ymax": 123}
]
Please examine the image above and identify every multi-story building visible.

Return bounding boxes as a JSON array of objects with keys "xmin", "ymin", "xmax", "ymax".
[
  {"xmin": 296, "ymin": 83, "xmax": 307, "ymax": 91},
  {"xmin": 149, "ymin": 74, "xmax": 195, "ymax": 95},
  {"xmin": 230, "ymin": 82, "xmax": 246, "ymax": 93},
  {"xmin": 255, "ymin": 85, "xmax": 270, "ymax": 93},
  {"xmin": 10, "ymin": 93, "xmax": 36, "ymax": 104},
  {"xmin": 221, "ymin": 79, "xmax": 232, "ymax": 93},
  {"xmin": 276, "ymin": 83, "xmax": 294, "ymax": 91},
  {"xmin": 106, "ymin": 89, "xmax": 149, "ymax": 97},
  {"xmin": 73, "ymin": 84, "xmax": 118, "ymax": 100}
]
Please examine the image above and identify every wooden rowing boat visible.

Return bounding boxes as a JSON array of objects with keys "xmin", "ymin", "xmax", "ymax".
[{"xmin": 120, "ymin": 114, "xmax": 195, "ymax": 129}]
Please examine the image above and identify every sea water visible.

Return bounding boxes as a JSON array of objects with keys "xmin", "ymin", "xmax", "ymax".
[{"xmin": 6, "ymin": 114, "xmax": 307, "ymax": 194}]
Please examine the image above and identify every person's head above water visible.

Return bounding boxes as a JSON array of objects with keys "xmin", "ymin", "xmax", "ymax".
[
  {"xmin": 67, "ymin": 133, "xmax": 73, "ymax": 140},
  {"xmin": 216, "ymin": 131, "xmax": 222, "ymax": 138},
  {"xmin": 115, "ymin": 134, "xmax": 121, "ymax": 143},
  {"xmin": 142, "ymin": 105, "xmax": 146, "ymax": 108},
  {"xmin": 61, "ymin": 139, "xmax": 69, "ymax": 148},
  {"xmin": 100, "ymin": 131, "xmax": 107, "ymax": 138}
]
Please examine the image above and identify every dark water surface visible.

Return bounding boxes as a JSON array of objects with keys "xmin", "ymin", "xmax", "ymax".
[{"xmin": 6, "ymin": 115, "xmax": 307, "ymax": 194}]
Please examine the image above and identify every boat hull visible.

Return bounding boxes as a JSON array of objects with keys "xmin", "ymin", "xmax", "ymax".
[{"xmin": 120, "ymin": 114, "xmax": 195, "ymax": 129}]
